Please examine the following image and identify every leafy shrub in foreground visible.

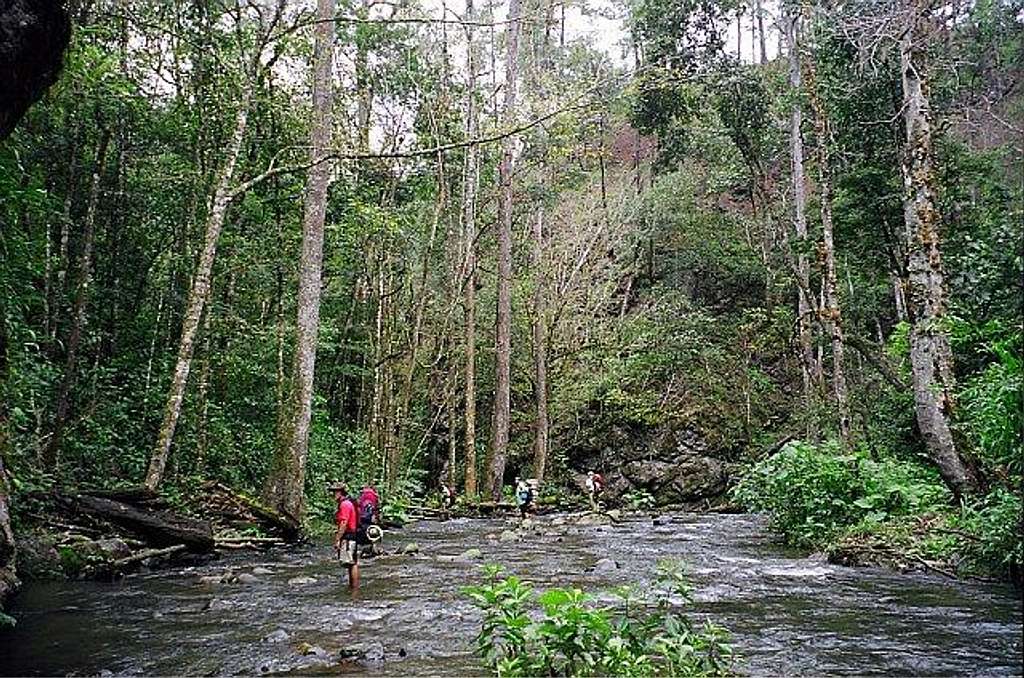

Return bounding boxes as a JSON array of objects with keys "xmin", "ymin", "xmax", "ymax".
[{"xmin": 464, "ymin": 562, "xmax": 735, "ymax": 677}]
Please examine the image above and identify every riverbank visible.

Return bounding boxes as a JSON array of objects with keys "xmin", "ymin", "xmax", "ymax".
[{"xmin": 2, "ymin": 512, "xmax": 1020, "ymax": 676}]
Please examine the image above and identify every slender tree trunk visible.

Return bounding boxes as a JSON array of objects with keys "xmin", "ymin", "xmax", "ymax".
[
  {"xmin": 899, "ymin": 1, "xmax": 976, "ymax": 497},
  {"xmin": 144, "ymin": 84, "xmax": 252, "ymax": 491},
  {"xmin": 265, "ymin": 0, "xmax": 335, "ymax": 526},
  {"xmin": 43, "ymin": 130, "xmax": 111, "ymax": 468},
  {"xmin": 1, "ymin": 288, "xmax": 19, "ymax": 608},
  {"xmin": 786, "ymin": 12, "xmax": 817, "ymax": 430},
  {"xmin": 805, "ymin": 32, "xmax": 851, "ymax": 447},
  {"xmin": 531, "ymin": 205, "xmax": 549, "ymax": 483},
  {"xmin": 488, "ymin": 0, "xmax": 523, "ymax": 501},
  {"xmin": 52, "ymin": 120, "xmax": 84, "ymax": 343},
  {"xmin": 755, "ymin": 0, "xmax": 767, "ymax": 64},
  {"xmin": 462, "ymin": 0, "xmax": 481, "ymax": 498}
]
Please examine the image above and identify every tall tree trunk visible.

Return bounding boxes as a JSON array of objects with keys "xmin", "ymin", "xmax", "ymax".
[
  {"xmin": 755, "ymin": 0, "xmax": 767, "ymax": 64},
  {"xmin": 531, "ymin": 205, "xmax": 549, "ymax": 483},
  {"xmin": 0, "ymin": 292, "xmax": 19, "ymax": 610},
  {"xmin": 899, "ymin": 1, "xmax": 976, "ymax": 498},
  {"xmin": 42, "ymin": 129, "xmax": 111, "ymax": 468},
  {"xmin": 786, "ymin": 11, "xmax": 818, "ymax": 432},
  {"xmin": 462, "ymin": 0, "xmax": 481, "ymax": 498},
  {"xmin": 805, "ymin": 31, "xmax": 852, "ymax": 447},
  {"xmin": 488, "ymin": 0, "xmax": 523, "ymax": 502},
  {"xmin": 265, "ymin": 0, "xmax": 335, "ymax": 526},
  {"xmin": 144, "ymin": 84, "xmax": 252, "ymax": 491}
]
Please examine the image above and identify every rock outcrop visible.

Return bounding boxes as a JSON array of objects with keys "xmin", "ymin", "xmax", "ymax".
[{"xmin": 568, "ymin": 424, "xmax": 729, "ymax": 506}]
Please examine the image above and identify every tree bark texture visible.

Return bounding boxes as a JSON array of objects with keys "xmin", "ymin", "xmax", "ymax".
[
  {"xmin": 463, "ymin": 0, "xmax": 481, "ymax": 497},
  {"xmin": 145, "ymin": 85, "xmax": 252, "ymax": 491},
  {"xmin": 488, "ymin": 0, "xmax": 523, "ymax": 502},
  {"xmin": 899, "ymin": 1, "xmax": 976, "ymax": 497},
  {"xmin": 43, "ymin": 129, "xmax": 111, "ymax": 468},
  {"xmin": 786, "ymin": 12, "xmax": 818, "ymax": 425},
  {"xmin": 531, "ymin": 206, "xmax": 549, "ymax": 483},
  {"xmin": 804, "ymin": 39, "xmax": 852, "ymax": 447},
  {"xmin": 266, "ymin": 0, "xmax": 335, "ymax": 526}
]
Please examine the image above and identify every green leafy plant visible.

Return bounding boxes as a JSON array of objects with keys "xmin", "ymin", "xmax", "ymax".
[{"xmin": 463, "ymin": 562, "xmax": 735, "ymax": 677}]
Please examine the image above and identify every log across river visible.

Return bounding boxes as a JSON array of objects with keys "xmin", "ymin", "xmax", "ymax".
[{"xmin": 1, "ymin": 513, "xmax": 1020, "ymax": 675}]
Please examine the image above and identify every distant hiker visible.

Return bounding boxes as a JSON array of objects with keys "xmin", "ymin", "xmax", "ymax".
[
  {"xmin": 358, "ymin": 485, "xmax": 382, "ymax": 556},
  {"xmin": 331, "ymin": 481, "xmax": 360, "ymax": 590},
  {"xmin": 515, "ymin": 477, "xmax": 534, "ymax": 518},
  {"xmin": 440, "ymin": 482, "xmax": 455, "ymax": 515},
  {"xmin": 586, "ymin": 471, "xmax": 605, "ymax": 511}
]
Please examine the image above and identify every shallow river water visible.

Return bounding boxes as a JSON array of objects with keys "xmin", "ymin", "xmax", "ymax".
[{"xmin": 1, "ymin": 513, "xmax": 1021, "ymax": 676}]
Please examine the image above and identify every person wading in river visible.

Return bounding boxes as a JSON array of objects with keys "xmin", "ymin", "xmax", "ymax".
[
  {"xmin": 586, "ymin": 471, "xmax": 605, "ymax": 511},
  {"xmin": 330, "ymin": 482, "xmax": 360, "ymax": 590}
]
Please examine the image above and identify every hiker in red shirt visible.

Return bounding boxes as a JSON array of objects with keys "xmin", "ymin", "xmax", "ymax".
[{"xmin": 330, "ymin": 481, "xmax": 360, "ymax": 590}]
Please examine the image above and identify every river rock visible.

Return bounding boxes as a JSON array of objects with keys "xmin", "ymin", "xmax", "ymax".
[
  {"xmin": 16, "ymin": 531, "xmax": 63, "ymax": 580},
  {"xmin": 592, "ymin": 558, "xmax": 619, "ymax": 573},
  {"xmin": 606, "ymin": 509, "xmax": 621, "ymax": 522},
  {"xmin": 295, "ymin": 642, "xmax": 328, "ymax": 657},
  {"xmin": 498, "ymin": 530, "xmax": 519, "ymax": 543},
  {"xmin": 252, "ymin": 566, "xmax": 274, "ymax": 575},
  {"xmin": 94, "ymin": 538, "xmax": 132, "ymax": 560},
  {"xmin": 575, "ymin": 512, "xmax": 610, "ymax": 527},
  {"xmin": 236, "ymin": 572, "xmax": 259, "ymax": 584},
  {"xmin": 353, "ymin": 640, "xmax": 385, "ymax": 664},
  {"xmin": 401, "ymin": 542, "xmax": 420, "ymax": 555},
  {"xmin": 198, "ymin": 574, "xmax": 224, "ymax": 586},
  {"xmin": 457, "ymin": 548, "xmax": 483, "ymax": 560},
  {"xmin": 288, "ymin": 575, "xmax": 317, "ymax": 586},
  {"xmin": 264, "ymin": 629, "xmax": 290, "ymax": 643}
]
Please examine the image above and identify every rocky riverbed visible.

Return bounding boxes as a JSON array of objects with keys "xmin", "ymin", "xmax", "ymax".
[{"xmin": 1, "ymin": 512, "xmax": 1021, "ymax": 676}]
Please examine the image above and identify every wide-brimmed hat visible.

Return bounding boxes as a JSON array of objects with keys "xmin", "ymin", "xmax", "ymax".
[{"xmin": 327, "ymin": 481, "xmax": 347, "ymax": 492}]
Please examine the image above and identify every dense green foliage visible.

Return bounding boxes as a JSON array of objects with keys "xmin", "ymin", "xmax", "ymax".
[
  {"xmin": 0, "ymin": 0, "xmax": 1020, "ymax": 588},
  {"xmin": 465, "ymin": 563, "xmax": 735, "ymax": 677}
]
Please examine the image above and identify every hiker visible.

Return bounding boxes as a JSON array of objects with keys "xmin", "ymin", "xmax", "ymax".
[
  {"xmin": 440, "ymin": 482, "xmax": 455, "ymax": 515},
  {"xmin": 586, "ymin": 470, "xmax": 605, "ymax": 511},
  {"xmin": 357, "ymin": 485, "xmax": 382, "ymax": 556},
  {"xmin": 515, "ymin": 477, "xmax": 534, "ymax": 518},
  {"xmin": 331, "ymin": 481, "xmax": 360, "ymax": 590}
]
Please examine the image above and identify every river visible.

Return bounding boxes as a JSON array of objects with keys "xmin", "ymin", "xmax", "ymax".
[{"xmin": 1, "ymin": 513, "xmax": 1021, "ymax": 676}]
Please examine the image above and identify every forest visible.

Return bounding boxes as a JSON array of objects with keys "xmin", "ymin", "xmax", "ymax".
[{"xmin": 0, "ymin": 0, "xmax": 1022, "ymax": 666}]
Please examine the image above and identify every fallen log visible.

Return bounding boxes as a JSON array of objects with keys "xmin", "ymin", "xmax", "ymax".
[
  {"xmin": 111, "ymin": 544, "xmax": 187, "ymax": 567},
  {"xmin": 203, "ymin": 482, "xmax": 298, "ymax": 540},
  {"xmin": 73, "ymin": 494, "xmax": 214, "ymax": 552}
]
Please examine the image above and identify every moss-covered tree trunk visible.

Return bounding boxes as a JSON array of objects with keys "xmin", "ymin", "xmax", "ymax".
[
  {"xmin": 899, "ymin": 0, "xmax": 976, "ymax": 498},
  {"xmin": 145, "ymin": 85, "xmax": 251, "ymax": 491},
  {"xmin": 462, "ymin": 0, "xmax": 481, "ymax": 498},
  {"xmin": 785, "ymin": 11, "xmax": 819, "ymax": 432},
  {"xmin": 532, "ymin": 205, "xmax": 549, "ymax": 483},
  {"xmin": 265, "ymin": 0, "xmax": 335, "ymax": 527},
  {"xmin": 488, "ymin": 0, "xmax": 524, "ymax": 502}
]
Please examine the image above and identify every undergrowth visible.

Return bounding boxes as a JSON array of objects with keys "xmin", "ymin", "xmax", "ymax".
[{"xmin": 464, "ymin": 562, "xmax": 735, "ymax": 677}]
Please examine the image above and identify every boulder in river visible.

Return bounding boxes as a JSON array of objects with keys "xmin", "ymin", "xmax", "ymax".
[
  {"xmin": 264, "ymin": 629, "xmax": 289, "ymax": 643},
  {"xmin": 236, "ymin": 573, "xmax": 259, "ymax": 584},
  {"xmin": 499, "ymin": 530, "xmax": 519, "ymax": 543},
  {"xmin": 592, "ymin": 558, "xmax": 619, "ymax": 573},
  {"xmin": 457, "ymin": 548, "xmax": 483, "ymax": 561},
  {"xmin": 288, "ymin": 575, "xmax": 317, "ymax": 586},
  {"xmin": 401, "ymin": 542, "xmax": 420, "ymax": 555},
  {"xmin": 252, "ymin": 566, "xmax": 274, "ymax": 575}
]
